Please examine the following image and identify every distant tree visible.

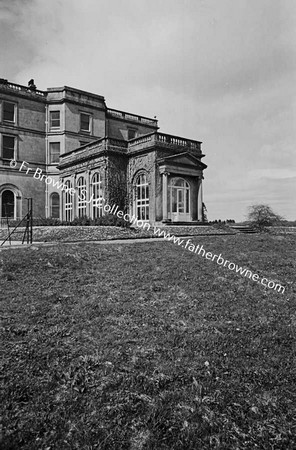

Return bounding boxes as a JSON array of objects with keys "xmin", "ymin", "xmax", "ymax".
[
  {"xmin": 202, "ymin": 202, "xmax": 208, "ymax": 222},
  {"xmin": 247, "ymin": 204, "xmax": 284, "ymax": 231}
]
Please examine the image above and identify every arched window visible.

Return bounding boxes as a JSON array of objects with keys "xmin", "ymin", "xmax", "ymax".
[
  {"xmin": 50, "ymin": 193, "xmax": 60, "ymax": 218},
  {"xmin": 135, "ymin": 173, "xmax": 149, "ymax": 221},
  {"xmin": 64, "ymin": 180, "xmax": 73, "ymax": 222},
  {"xmin": 92, "ymin": 172, "xmax": 104, "ymax": 218},
  {"xmin": 77, "ymin": 176, "xmax": 87, "ymax": 218},
  {"xmin": 1, "ymin": 190, "xmax": 15, "ymax": 218}
]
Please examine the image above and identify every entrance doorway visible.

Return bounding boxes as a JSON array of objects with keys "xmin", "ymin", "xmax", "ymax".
[{"xmin": 169, "ymin": 178, "xmax": 190, "ymax": 222}]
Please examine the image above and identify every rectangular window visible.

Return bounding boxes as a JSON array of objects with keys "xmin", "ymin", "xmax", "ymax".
[
  {"xmin": 80, "ymin": 113, "xmax": 90, "ymax": 132},
  {"xmin": 3, "ymin": 102, "xmax": 15, "ymax": 123},
  {"xmin": 128, "ymin": 129, "xmax": 137, "ymax": 140},
  {"xmin": 49, "ymin": 111, "xmax": 60, "ymax": 129},
  {"xmin": 49, "ymin": 142, "xmax": 60, "ymax": 163},
  {"xmin": 2, "ymin": 135, "xmax": 15, "ymax": 159}
]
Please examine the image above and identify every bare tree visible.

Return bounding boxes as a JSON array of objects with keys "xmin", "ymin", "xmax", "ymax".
[{"xmin": 247, "ymin": 204, "xmax": 284, "ymax": 231}]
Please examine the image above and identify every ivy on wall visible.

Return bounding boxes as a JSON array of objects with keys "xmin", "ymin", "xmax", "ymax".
[{"xmin": 106, "ymin": 152, "xmax": 129, "ymax": 211}]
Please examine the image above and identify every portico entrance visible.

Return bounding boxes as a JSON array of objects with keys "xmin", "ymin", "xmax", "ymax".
[{"xmin": 158, "ymin": 151, "xmax": 207, "ymax": 223}]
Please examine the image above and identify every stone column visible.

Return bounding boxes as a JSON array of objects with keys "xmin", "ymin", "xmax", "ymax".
[
  {"xmin": 162, "ymin": 172, "xmax": 168, "ymax": 221},
  {"xmin": 197, "ymin": 177, "xmax": 203, "ymax": 221}
]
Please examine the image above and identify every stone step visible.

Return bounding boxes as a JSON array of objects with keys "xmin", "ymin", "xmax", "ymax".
[{"xmin": 163, "ymin": 221, "xmax": 207, "ymax": 226}]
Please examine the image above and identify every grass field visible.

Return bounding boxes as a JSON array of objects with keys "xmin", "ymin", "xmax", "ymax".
[{"xmin": 1, "ymin": 234, "xmax": 295, "ymax": 449}]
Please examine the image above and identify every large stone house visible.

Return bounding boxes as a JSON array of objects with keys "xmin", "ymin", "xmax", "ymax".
[{"xmin": 0, "ymin": 78, "xmax": 207, "ymax": 225}]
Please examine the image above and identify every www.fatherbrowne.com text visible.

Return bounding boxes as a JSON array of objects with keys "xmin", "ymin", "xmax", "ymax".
[{"xmin": 151, "ymin": 229, "xmax": 285, "ymax": 294}]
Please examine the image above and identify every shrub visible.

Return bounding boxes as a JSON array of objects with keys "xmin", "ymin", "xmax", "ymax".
[
  {"xmin": 70, "ymin": 216, "xmax": 91, "ymax": 226},
  {"xmin": 34, "ymin": 217, "xmax": 62, "ymax": 226},
  {"xmin": 92, "ymin": 214, "xmax": 131, "ymax": 228},
  {"xmin": 247, "ymin": 204, "xmax": 284, "ymax": 231},
  {"xmin": 3, "ymin": 214, "xmax": 131, "ymax": 229}
]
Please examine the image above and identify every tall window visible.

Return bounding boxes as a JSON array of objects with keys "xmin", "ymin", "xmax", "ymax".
[
  {"xmin": 2, "ymin": 135, "xmax": 15, "ymax": 160},
  {"xmin": 80, "ymin": 113, "xmax": 91, "ymax": 132},
  {"xmin": 77, "ymin": 176, "xmax": 87, "ymax": 217},
  {"xmin": 92, "ymin": 172, "xmax": 104, "ymax": 218},
  {"xmin": 135, "ymin": 173, "xmax": 149, "ymax": 221},
  {"xmin": 49, "ymin": 142, "xmax": 60, "ymax": 163},
  {"xmin": 64, "ymin": 181, "xmax": 73, "ymax": 222},
  {"xmin": 50, "ymin": 193, "xmax": 60, "ymax": 218},
  {"xmin": 3, "ymin": 102, "xmax": 15, "ymax": 123},
  {"xmin": 1, "ymin": 190, "xmax": 14, "ymax": 218},
  {"xmin": 49, "ymin": 111, "xmax": 60, "ymax": 129}
]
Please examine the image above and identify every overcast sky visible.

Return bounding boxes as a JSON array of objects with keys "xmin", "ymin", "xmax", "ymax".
[{"xmin": 1, "ymin": 0, "xmax": 295, "ymax": 221}]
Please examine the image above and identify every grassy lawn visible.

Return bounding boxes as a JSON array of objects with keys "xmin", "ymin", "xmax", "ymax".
[{"xmin": 1, "ymin": 234, "xmax": 295, "ymax": 449}]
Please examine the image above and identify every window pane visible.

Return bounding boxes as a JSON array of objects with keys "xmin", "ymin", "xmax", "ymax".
[
  {"xmin": 80, "ymin": 113, "xmax": 90, "ymax": 131},
  {"xmin": 92, "ymin": 172, "xmax": 103, "ymax": 218},
  {"xmin": 77, "ymin": 176, "xmax": 87, "ymax": 217},
  {"xmin": 50, "ymin": 111, "xmax": 60, "ymax": 128},
  {"xmin": 1, "ymin": 190, "xmax": 14, "ymax": 218},
  {"xmin": 50, "ymin": 193, "xmax": 60, "ymax": 218},
  {"xmin": 174, "ymin": 179, "xmax": 185, "ymax": 187},
  {"xmin": 49, "ymin": 142, "xmax": 60, "ymax": 163},
  {"xmin": 185, "ymin": 190, "xmax": 189, "ymax": 213},
  {"xmin": 64, "ymin": 181, "xmax": 73, "ymax": 222},
  {"xmin": 3, "ymin": 102, "xmax": 15, "ymax": 122},
  {"xmin": 128, "ymin": 129, "xmax": 136, "ymax": 140},
  {"xmin": 171, "ymin": 189, "xmax": 177, "ymax": 212},
  {"xmin": 2, "ymin": 136, "xmax": 15, "ymax": 159}
]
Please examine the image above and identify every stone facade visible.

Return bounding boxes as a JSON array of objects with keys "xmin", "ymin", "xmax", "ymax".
[{"xmin": 0, "ymin": 78, "xmax": 207, "ymax": 226}]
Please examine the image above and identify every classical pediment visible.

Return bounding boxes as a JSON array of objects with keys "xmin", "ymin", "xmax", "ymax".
[{"xmin": 157, "ymin": 152, "xmax": 207, "ymax": 172}]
